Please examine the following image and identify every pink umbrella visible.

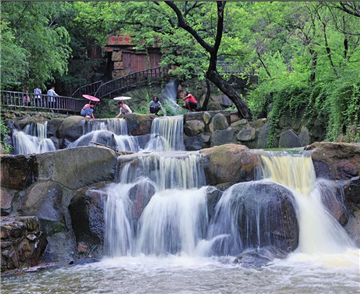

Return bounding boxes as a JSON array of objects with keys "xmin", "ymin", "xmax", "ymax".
[{"xmin": 82, "ymin": 94, "xmax": 100, "ymax": 102}]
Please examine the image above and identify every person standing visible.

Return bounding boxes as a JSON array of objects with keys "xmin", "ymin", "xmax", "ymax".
[
  {"xmin": 148, "ymin": 96, "xmax": 166, "ymax": 115},
  {"xmin": 81, "ymin": 101, "xmax": 96, "ymax": 118},
  {"xmin": 34, "ymin": 87, "xmax": 42, "ymax": 107},
  {"xmin": 23, "ymin": 88, "xmax": 31, "ymax": 107},
  {"xmin": 47, "ymin": 86, "xmax": 58, "ymax": 109},
  {"xmin": 182, "ymin": 91, "xmax": 197, "ymax": 112},
  {"xmin": 115, "ymin": 101, "xmax": 132, "ymax": 118}
]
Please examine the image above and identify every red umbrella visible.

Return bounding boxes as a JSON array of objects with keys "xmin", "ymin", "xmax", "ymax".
[{"xmin": 82, "ymin": 94, "xmax": 100, "ymax": 102}]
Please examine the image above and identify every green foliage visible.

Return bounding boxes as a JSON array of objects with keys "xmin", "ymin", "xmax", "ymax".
[
  {"xmin": 1, "ymin": 2, "xmax": 71, "ymax": 90},
  {"xmin": 0, "ymin": 119, "xmax": 12, "ymax": 154}
]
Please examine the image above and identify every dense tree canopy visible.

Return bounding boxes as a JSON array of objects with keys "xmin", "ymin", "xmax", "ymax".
[{"xmin": 1, "ymin": 1, "xmax": 359, "ymax": 141}]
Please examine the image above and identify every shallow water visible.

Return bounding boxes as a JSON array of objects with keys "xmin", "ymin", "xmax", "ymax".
[{"xmin": 2, "ymin": 252, "xmax": 359, "ymax": 294}]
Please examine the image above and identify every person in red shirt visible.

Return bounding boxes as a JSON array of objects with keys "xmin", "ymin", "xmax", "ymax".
[{"xmin": 182, "ymin": 91, "xmax": 198, "ymax": 111}]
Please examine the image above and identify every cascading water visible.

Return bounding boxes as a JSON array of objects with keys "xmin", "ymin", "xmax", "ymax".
[
  {"xmin": 259, "ymin": 151, "xmax": 355, "ymax": 254},
  {"xmin": 104, "ymin": 152, "xmax": 208, "ymax": 257},
  {"xmin": 69, "ymin": 119, "xmax": 139, "ymax": 152},
  {"xmin": 12, "ymin": 122, "xmax": 56, "ymax": 155},
  {"xmin": 144, "ymin": 116, "xmax": 186, "ymax": 151},
  {"xmin": 160, "ymin": 79, "xmax": 184, "ymax": 115}
]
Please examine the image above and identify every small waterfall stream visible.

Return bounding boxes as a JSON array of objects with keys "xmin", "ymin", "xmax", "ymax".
[
  {"xmin": 259, "ymin": 152, "xmax": 355, "ymax": 254},
  {"xmin": 12, "ymin": 122, "xmax": 56, "ymax": 154},
  {"xmin": 104, "ymin": 152, "xmax": 207, "ymax": 257}
]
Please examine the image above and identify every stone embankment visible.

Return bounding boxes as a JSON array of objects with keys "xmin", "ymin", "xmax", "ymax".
[{"xmin": 2, "ymin": 110, "xmax": 323, "ymax": 152}]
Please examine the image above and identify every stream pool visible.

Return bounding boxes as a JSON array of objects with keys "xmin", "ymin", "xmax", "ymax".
[{"xmin": 2, "ymin": 252, "xmax": 359, "ymax": 294}]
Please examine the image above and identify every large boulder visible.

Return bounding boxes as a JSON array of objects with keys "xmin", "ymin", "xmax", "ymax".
[
  {"xmin": 37, "ymin": 146, "xmax": 117, "ymax": 190},
  {"xmin": 125, "ymin": 114, "xmax": 154, "ymax": 136},
  {"xmin": 343, "ymin": 176, "xmax": 360, "ymax": 211},
  {"xmin": 19, "ymin": 181, "xmax": 75, "ymax": 263},
  {"xmin": 305, "ymin": 142, "xmax": 360, "ymax": 180},
  {"xmin": 0, "ymin": 154, "xmax": 37, "ymax": 190},
  {"xmin": 209, "ymin": 113, "xmax": 229, "ymax": 133},
  {"xmin": 209, "ymin": 181, "xmax": 299, "ymax": 256},
  {"xmin": 69, "ymin": 184, "xmax": 109, "ymax": 255},
  {"xmin": 345, "ymin": 210, "xmax": 360, "ymax": 247},
  {"xmin": 1, "ymin": 188, "xmax": 14, "ymax": 216},
  {"xmin": 236, "ymin": 127, "xmax": 256, "ymax": 142},
  {"xmin": 1, "ymin": 216, "xmax": 47, "ymax": 272},
  {"xmin": 47, "ymin": 118, "xmax": 65, "ymax": 137},
  {"xmin": 256, "ymin": 123, "xmax": 270, "ymax": 149},
  {"xmin": 184, "ymin": 120, "xmax": 205, "ymax": 137},
  {"xmin": 235, "ymin": 246, "xmax": 288, "ymax": 268},
  {"xmin": 278, "ymin": 129, "xmax": 301, "ymax": 148},
  {"xmin": 57, "ymin": 116, "xmax": 84, "ymax": 142},
  {"xmin": 298, "ymin": 128, "xmax": 311, "ymax": 147},
  {"xmin": 200, "ymin": 144, "xmax": 260, "ymax": 185},
  {"xmin": 184, "ymin": 133, "xmax": 211, "ymax": 151},
  {"xmin": 128, "ymin": 181, "xmax": 156, "ymax": 221},
  {"xmin": 211, "ymin": 127, "xmax": 235, "ymax": 146},
  {"xmin": 317, "ymin": 180, "xmax": 348, "ymax": 226}
]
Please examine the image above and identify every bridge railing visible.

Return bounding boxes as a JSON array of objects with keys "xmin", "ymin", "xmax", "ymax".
[
  {"xmin": 71, "ymin": 80, "xmax": 103, "ymax": 98},
  {"xmin": 1, "ymin": 90, "xmax": 84, "ymax": 114},
  {"xmin": 95, "ymin": 66, "xmax": 169, "ymax": 98}
]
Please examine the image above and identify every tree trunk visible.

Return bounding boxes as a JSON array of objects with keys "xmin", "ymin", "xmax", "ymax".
[
  {"xmin": 202, "ymin": 79, "xmax": 211, "ymax": 111},
  {"xmin": 206, "ymin": 70, "xmax": 251, "ymax": 119}
]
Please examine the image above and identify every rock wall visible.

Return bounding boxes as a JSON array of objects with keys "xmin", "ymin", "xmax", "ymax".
[{"xmin": 1, "ymin": 216, "xmax": 47, "ymax": 272}]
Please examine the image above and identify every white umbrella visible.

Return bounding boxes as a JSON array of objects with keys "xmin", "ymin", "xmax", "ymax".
[{"xmin": 113, "ymin": 96, "xmax": 131, "ymax": 101}]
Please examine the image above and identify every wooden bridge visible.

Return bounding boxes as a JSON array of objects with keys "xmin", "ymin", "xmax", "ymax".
[
  {"xmin": 1, "ymin": 66, "xmax": 170, "ymax": 114},
  {"xmin": 71, "ymin": 66, "xmax": 169, "ymax": 99},
  {"xmin": 0, "ymin": 90, "xmax": 84, "ymax": 114}
]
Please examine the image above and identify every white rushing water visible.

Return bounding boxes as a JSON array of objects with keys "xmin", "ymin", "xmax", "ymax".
[
  {"xmin": 260, "ymin": 152, "xmax": 355, "ymax": 254},
  {"xmin": 12, "ymin": 122, "xmax": 56, "ymax": 154},
  {"xmin": 2, "ymin": 150, "xmax": 359, "ymax": 293},
  {"xmin": 144, "ymin": 116, "xmax": 186, "ymax": 151},
  {"xmin": 104, "ymin": 152, "xmax": 207, "ymax": 257}
]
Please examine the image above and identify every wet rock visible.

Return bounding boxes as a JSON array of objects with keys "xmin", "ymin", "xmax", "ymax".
[
  {"xmin": 318, "ymin": 180, "xmax": 348, "ymax": 226},
  {"xmin": 298, "ymin": 128, "xmax": 311, "ymax": 147},
  {"xmin": 184, "ymin": 120, "xmax": 205, "ymax": 137},
  {"xmin": 343, "ymin": 176, "xmax": 360, "ymax": 211},
  {"xmin": 256, "ymin": 123, "xmax": 269, "ymax": 149},
  {"xmin": 236, "ymin": 127, "xmax": 256, "ymax": 142},
  {"xmin": 57, "ymin": 116, "xmax": 84, "ymax": 142},
  {"xmin": 184, "ymin": 134, "xmax": 211, "ymax": 151},
  {"xmin": 209, "ymin": 113, "xmax": 229, "ymax": 133},
  {"xmin": 211, "ymin": 127, "xmax": 235, "ymax": 147},
  {"xmin": 200, "ymin": 144, "xmax": 260, "ymax": 185},
  {"xmin": 71, "ymin": 130, "xmax": 116, "ymax": 148},
  {"xmin": 345, "ymin": 210, "xmax": 360, "ymax": 247},
  {"xmin": 214, "ymin": 181, "xmax": 299, "ymax": 254},
  {"xmin": 69, "ymin": 184, "xmax": 109, "ymax": 247},
  {"xmin": 235, "ymin": 246, "xmax": 288, "ymax": 268},
  {"xmin": 47, "ymin": 118, "xmax": 65, "ymax": 137},
  {"xmin": 279, "ymin": 129, "xmax": 301, "ymax": 148},
  {"xmin": 203, "ymin": 112, "xmax": 211, "ymax": 124},
  {"xmin": 37, "ymin": 146, "xmax": 117, "ymax": 190},
  {"xmin": 0, "ymin": 154, "xmax": 37, "ymax": 190},
  {"xmin": 129, "ymin": 182, "xmax": 156, "ymax": 221},
  {"xmin": 305, "ymin": 142, "xmax": 360, "ymax": 180},
  {"xmin": 126, "ymin": 114, "xmax": 154, "ymax": 136},
  {"xmin": 1, "ymin": 216, "xmax": 47, "ymax": 271},
  {"xmin": 1, "ymin": 188, "xmax": 14, "ymax": 216},
  {"xmin": 206, "ymin": 186, "xmax": 223, "ymax": 221}
]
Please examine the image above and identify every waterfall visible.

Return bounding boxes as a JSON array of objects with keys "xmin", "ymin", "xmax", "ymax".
[
  {"xmin": 104, "ymin": 152, "xmax": 207, "ymax": 257},
  {"xmin": 12, "ymin": 122, "xmax": 55, "ymax": 155},
  {"xmin": 69, "ymin": 119, "xmax": 139, "ymax": 151},
  {"xmin": 160, "ymin": 79, "xmax": 184, "ymax": 115},
  {"xmin": 82, "ymin": 119, "xmax": 128, "ymax": 135},
  {"xmin": 259, "ymin": 151, "xmax": 355, "ymax": 254},
  {"xmin": 144, "ymin": 116, "xmax": 185, "ymax": 151}
]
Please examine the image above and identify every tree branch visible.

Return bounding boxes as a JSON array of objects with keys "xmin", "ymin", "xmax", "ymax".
[{"xmin": 165, "ymin": 1, "xmax": 213, "ymax": 53}]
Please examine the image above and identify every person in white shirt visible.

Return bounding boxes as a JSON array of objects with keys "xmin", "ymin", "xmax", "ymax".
[
  {"xmin": 47, "ymin": 86, "xmax": 58, "ymax": 109},
  {"xmin": 34, "ymin": 87, "xmax": 42, "ymax": 107},
  {"xmin": 115, "ymin": 101, "xmax": 132, "ymax": 118}
]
